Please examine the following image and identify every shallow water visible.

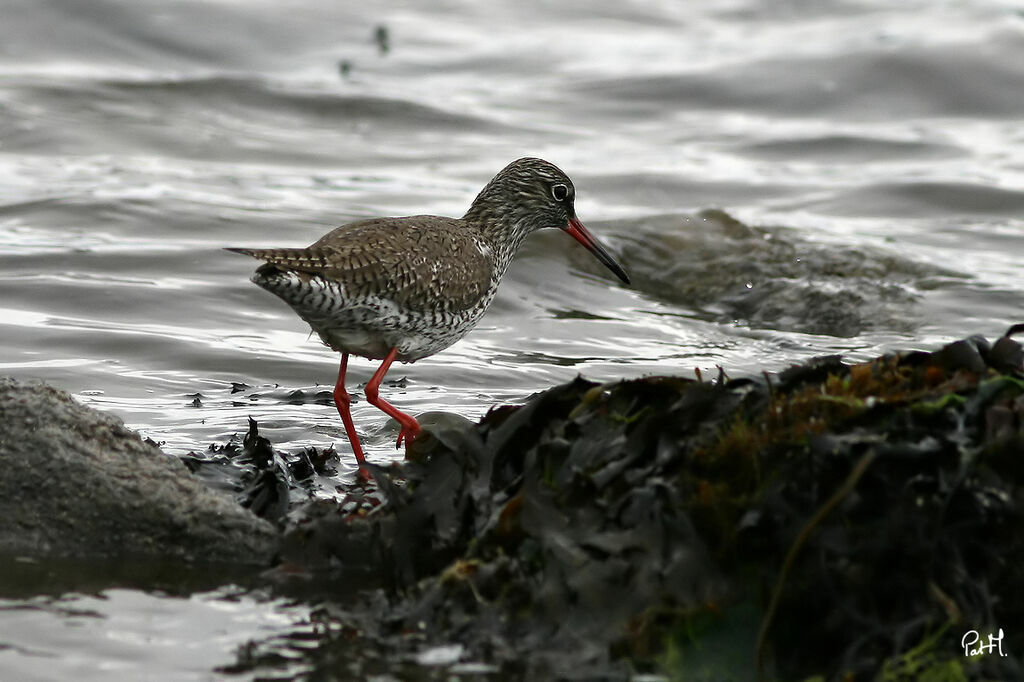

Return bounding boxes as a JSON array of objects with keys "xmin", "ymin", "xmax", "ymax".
[
  {"xmin": 2, "ymin": 0, "xmax": 1023, "ymax": 678},
  {"xmin": 0, "ymin": 586, "xmax": 308, "ymax": 681}
]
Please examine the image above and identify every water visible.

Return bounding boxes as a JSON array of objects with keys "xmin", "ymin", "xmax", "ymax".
[
  {"xmin": 0, "ymin": 585, "xmax": 308, "ymax": 682},
  {"xmin": 2, "ymin": 0, "xmax": 1023, "ymax": 678}
]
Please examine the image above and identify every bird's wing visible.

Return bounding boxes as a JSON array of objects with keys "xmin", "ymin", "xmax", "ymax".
[{"xmin": 228, "ymin": 217, "xmax": 494, "ymax": 314}]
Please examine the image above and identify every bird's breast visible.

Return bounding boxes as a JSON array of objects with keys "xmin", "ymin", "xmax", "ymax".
[{"xmin": 252, "ymin": 266, "xmax": 499, "ymax": 361}]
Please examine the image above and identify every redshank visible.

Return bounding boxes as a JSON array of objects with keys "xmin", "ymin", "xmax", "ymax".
[{"xmin": 228, "ymin": 157, "xmax": 629, "ymax": 475}]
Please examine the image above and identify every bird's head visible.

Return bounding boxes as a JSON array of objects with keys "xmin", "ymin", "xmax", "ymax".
[{"xmin": 466, "ymin": 157, "xmax": 630, "ymax": 284}]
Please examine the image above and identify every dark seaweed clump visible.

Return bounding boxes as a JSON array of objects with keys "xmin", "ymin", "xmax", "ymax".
[{"xmin": 224, "ymin": 327, "xmax": 1024, "ymax": 681}]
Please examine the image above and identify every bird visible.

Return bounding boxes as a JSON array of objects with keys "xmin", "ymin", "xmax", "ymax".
[{"xmin": 227, "ymin": 157, "xmax": 630, "ymax": 477}]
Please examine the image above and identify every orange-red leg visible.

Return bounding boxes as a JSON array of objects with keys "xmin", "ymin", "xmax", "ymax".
[
  {"xmin": 365, "ymin": 346, "xmax": 422, "ymax": 451},
  {"xmin": 333, "ymin": 352, "xmax": 370, "ymax": 479}
]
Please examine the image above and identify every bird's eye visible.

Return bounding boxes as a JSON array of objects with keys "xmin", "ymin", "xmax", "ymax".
[{"xmin": 551, "ymin": 183, "xmax": 569, "ymax": 202}]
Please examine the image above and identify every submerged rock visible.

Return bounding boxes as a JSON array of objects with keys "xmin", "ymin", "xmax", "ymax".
[
  {"xmin": 0, "ymin": 377, "xmax": 278, "ymax": 564},
  {"xmin": 591, "ymin": 210, "xmax": 964, "ymax": 337}
]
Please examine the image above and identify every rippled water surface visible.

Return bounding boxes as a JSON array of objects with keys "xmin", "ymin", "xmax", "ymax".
[{"xmin": 3, "ymin": 0, "xmax": 1023, "ymax": 678}]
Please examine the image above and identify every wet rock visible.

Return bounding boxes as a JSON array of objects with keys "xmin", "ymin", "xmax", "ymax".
[
  {"xmin": 0, "ymin": 377, "xmax": 278, "ymax": 564},
  {"xmin": 595, "ymin": 210, "xmax": 965, "ymax": 337}
]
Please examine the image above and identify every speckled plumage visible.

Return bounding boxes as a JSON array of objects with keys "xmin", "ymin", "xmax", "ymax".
[
  {"xmin": 228, "ymin": 157, "xmax": 629, "ymax": 474},
  {"xmin": 230, "ymin": 216, "xmax": 497, "ymax": 361}
]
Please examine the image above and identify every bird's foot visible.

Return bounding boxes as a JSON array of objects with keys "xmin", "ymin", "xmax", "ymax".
[{"xmin": 396, "ymin": 422, "xmax": 423, "ymax": 450}]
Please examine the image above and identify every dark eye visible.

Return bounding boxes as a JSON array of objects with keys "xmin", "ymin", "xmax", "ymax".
[{"xmin": 551, "ymin": 183, "xmax": 569, "ymax": 202}]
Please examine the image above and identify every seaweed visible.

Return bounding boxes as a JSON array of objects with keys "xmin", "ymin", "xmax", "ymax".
[{"xmin": 217, "ymin": 326, "xmax": 1024, "ymax": 680}]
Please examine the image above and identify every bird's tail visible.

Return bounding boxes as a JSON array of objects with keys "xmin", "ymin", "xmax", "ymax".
[
  {"xmin": 224, "ymin": 247, "xmax": 331, "ymax": 274},
  {"xmin": 224, "ymin": 247, "xmax": 258, "ymax": 258}
]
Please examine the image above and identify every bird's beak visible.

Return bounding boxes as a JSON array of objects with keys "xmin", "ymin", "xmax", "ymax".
[{"xmin": 564, "ymin": 216, "xmax": 631, "ymax": 285}]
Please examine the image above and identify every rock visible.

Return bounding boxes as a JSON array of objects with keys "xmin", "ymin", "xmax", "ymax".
[
  {"xmin": 600, "ymin": 210, "xmax": 964, "ymax": 337},
  {"xmin": 0, "ymin": 377, "xmax": 278, "ymax": 564}
]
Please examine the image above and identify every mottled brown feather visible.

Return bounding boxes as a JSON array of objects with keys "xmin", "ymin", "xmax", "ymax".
[
  {"xmin": 227, "ymin": 157, "xmax": 629, "ymax": 362},
  {"xmin": 229, "ymin": 216, "xmax": 494, "ymax": 314}
]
